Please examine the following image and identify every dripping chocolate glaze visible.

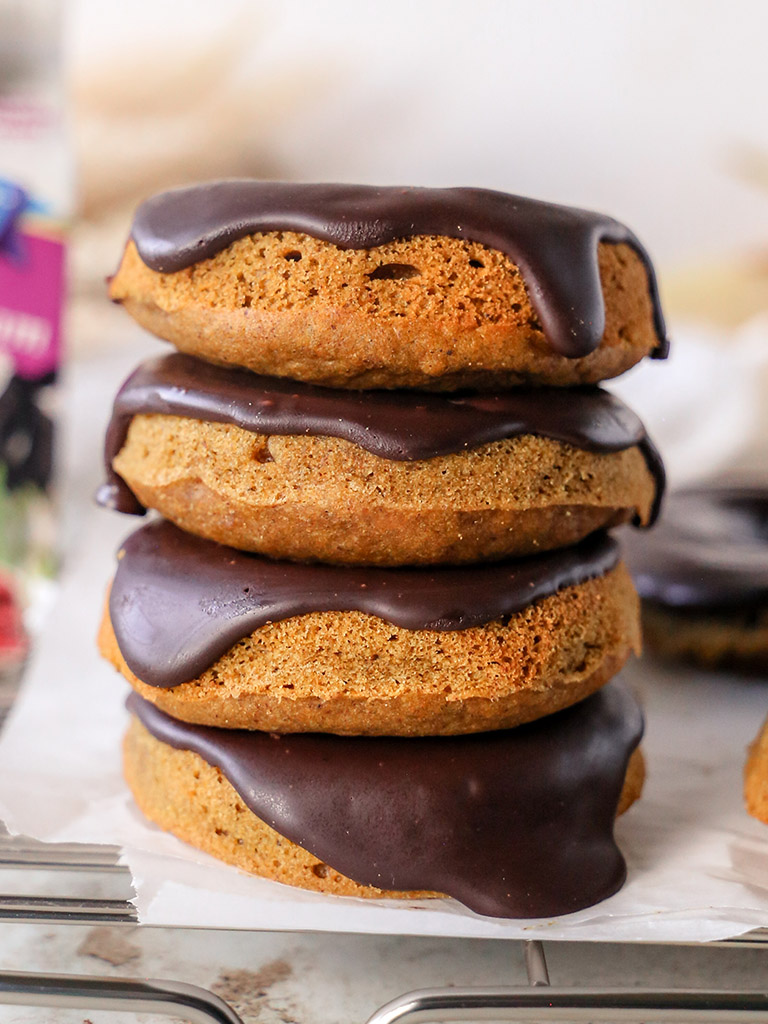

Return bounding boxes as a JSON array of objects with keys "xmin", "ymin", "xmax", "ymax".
[
  {"xmin": 623, "ymin": 483, "xmax": 768, "ymax": 612},
  {"xmin": 110, "ymin": 520, "xmax": 619, "ymax": 688},
  {"xmin": 128, "ymin": 680, "xmax": 643, "ymax": 919},
  {"xmin": 129, "ymin": 182, "xmax": 669, "ymax": 361},
  {"xmin": 96, "ymin": 352, "xmax": 665, "ymax": 521}
]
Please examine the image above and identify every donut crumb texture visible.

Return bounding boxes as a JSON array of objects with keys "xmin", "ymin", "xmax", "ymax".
[
  {"xmin": 110, "ymin": 233, "xmax": 660, "ymax": 388},
  {"xmin": 99, "ymin": 564, "xmax": 641, "ymax": 735},
  {"xmin": 113, "ymin": 416, "xmax": 657, "ymax": 564}
]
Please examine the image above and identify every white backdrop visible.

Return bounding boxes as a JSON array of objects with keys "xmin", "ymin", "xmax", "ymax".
[{"xmin": 67, "ymin": 0, "xmax": 768, "ymax": 269}]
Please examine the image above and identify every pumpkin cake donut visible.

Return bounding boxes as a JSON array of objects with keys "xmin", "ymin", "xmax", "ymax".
[
  {"xmin": 123, "ymin": 680, "xmax": 645, "ymax": 919},
  {"xmin": 97, "ymin": 353, "xmax": 664, "ymax": 566},
  {"xmin": 746, "ymin": 713, "xmax": 768, "ymax": 824},
  {"xmin": 109, "ymin": 182, "xmax": 668, "ymax": 390},
  {"xmin": 98, "ymin": 521, "xmax": 641, "ymax": 736},
  {"xmin": 623, "ymin": 482, "xmax": 768, "ymax": 673}
]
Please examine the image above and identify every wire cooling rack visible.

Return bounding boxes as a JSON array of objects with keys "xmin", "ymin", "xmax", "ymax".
[{"xmin": 1, "ymin": 833, "xmax": 768, "ymax": 1023}]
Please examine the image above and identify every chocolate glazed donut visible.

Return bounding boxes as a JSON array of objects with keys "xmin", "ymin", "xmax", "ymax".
[
  {"xmin": 125, "ymin": 679, "xmax": 644, "ymax": 919},
  {"xmin": 624, "ymin": 483, "xmax": 768, "ymax": 672},
  {"xmin": 107, "ymin": 520, "xmax": 622, "ymax": 688},
  {"xmin": 130, "ymin": 182, "xmax": 668, "ymax": 360},
  {"xmin": 110, "ymin": 183, "xmax": 669, "ymax": 390},
  {"xmin": 96, "ymin": 354, "xmax": 664, "ymax": 566},
  {"xmin": 97, "ymin": 353, "xmax": 665, "ymax": 517},
  {"xmin": 98, "ymin": 521, "xmax": 640, "ymax": 736}
]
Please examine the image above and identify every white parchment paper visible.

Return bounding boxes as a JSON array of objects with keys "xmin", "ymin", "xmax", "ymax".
[{"xmin": 0, "ymin": 327, "xmax": 766, "ymax": 942}]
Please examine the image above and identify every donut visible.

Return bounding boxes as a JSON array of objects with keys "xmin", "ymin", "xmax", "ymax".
[
  {"xmin": 123, "ymin": 680, "xmax": 645, "ymax": 918},
  {"xmin": 108, "ymin": 182, "xmax": 668, "ymax": 390},
  {"xmin": 96, "ymin": 354, "xmax": 664, "ymax": 566},
  {"xmin": 98, "ymin": 521, "xmax": 641, "ymax": 735},
  {"xmin": 623, "ymin": 482, "xmax": 768, "ymax": 672},
  {"xmin": 746, "ymin": 713, "xmax": 768, "ymax": 823}
]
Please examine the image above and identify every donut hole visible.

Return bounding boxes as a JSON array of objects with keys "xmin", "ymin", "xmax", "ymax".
[
  {"xmin": 469, "ymin": 258, "xmax": 484, "ymax": 268},
  {"xmin": 368, "ymin": 263, "xmax": 420, "ymax": 281},
  {"xmin": 283, "ymin": 250, "xmax": 302, "ymax": 261}
]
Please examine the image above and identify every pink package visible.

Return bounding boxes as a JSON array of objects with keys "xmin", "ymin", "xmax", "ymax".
[{"xmin": 0, "ymin": 6, "xmax": 71, "ymax": 672}]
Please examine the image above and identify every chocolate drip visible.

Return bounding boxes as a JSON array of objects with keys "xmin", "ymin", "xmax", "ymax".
[
  {"xmin": 623, "ymin": 483, "xmax": 768, "ymax": 611},
  {"xmin": 127, "ymin": 680, "xmax": 643, "ymax": 919},
  {"xmin": 96, "ymin": 353, "xmax": 665, "ymax": 521},
  {"xmin": 110, "ymin": 520, "xmax": 620, "ymax": 688},
  {"xmin": 129, "ymin": 182, "xmax": 668, "ymax": 360}
]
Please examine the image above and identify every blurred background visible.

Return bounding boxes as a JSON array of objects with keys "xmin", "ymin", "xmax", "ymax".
[{"xmin": 64, "ymin": 0, "xmax": 768, "ymax": 341}]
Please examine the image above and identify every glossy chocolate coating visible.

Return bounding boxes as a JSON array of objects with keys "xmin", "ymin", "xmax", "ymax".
[
  {"xmin": 110, "ymin": 520, "xmax": 620, "ymax": 688},
  {"xmin": 129, "ymin": 181, "xmax": 668, "ymax": 360},
  {"xmin": 127, "ymin": 679, "xmax": 643, "ymax": 919},
  {"xmin": 623, "ymin": 483, "xmax": 768, "ymax": 611},
  {"xmin": 96, "ymin": 352, "xmax": 665, "ymax": 520}
]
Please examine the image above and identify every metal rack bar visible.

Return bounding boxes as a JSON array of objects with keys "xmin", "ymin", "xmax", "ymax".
[
  {"xmin": 364, "ymin": 941, "xmax": 768, "ymax": 1022},
  {"xmin": 364, "ymin": 986, "xmax": 768, "ymax": 1023},
  {"xmin": 0, "ymin": 836, "xmax": 137, "ymax": 921},
  {"xmin": 523, "ymin": 939, "xmax": 550, "ymax": 986},
  {"xmin": 0, "ymin": 895, "xmax": 137, "ymax": 922},
  {"xmin": 0, "ymin": 972, "xmax": 244, "ymax": 1023},
  {"xmin": 0, "ymin": 843, "xmax": 124, "ymax": 871},
  {"xmin": 0, "ymin": 838, "xmax": 121, "ymax": 866}
]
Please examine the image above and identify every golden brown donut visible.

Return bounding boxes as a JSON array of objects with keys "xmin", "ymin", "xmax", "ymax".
[
  {"xmin": 746, "ymin": 714, "xmax": 768, "ymax": 824},
  {"xmin": 123, "ymin": 715, "xmax": 644, "ymax": 901},
  {"xmin": 624, "ymin": 484, "xmax": 768, "ymax": 674},
  {"xmin": 111, "ymin": 414, "xmax": 658, "ymax": 565},
  {"xmin": 99, "ymin": 561, "xmax": 641, "ymax": 736},
  {"xmin": 110, "ymin": 233, "xmax": 661, "ymax": 390},
  {"xmin": 642, "ymin": 605, "xmax": 768, "ymax": 675}
]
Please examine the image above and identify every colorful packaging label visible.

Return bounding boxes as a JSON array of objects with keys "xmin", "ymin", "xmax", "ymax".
[
  {"xmin": 0, "ymin": 175, "xmax": 64, "ymax": 666},
  {"xmin": 0, "ymin": 179, "xmax": 65, "ymax": 380},
  {"xmin": 0, "ymin": 3, "xmax": 69, "ymax": 687}
]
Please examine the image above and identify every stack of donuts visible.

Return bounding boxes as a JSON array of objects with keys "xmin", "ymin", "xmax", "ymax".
[{"xmin": 97, "ymin": 183, "xmax": 667, "ymax": 919}]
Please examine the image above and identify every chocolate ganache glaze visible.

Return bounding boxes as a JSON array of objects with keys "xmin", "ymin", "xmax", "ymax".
[
  {"xmin": 110, "ymin": 520, "xmax": 620, "ymax": 688},
  {"xmin": 96, "ymin": 352, "xmax": 665, "ymax": 520},
  {"xmin": 127, "ymin": 679, "xmax": 643, "ymax": 918},
  {"xmin": 129, "ymin": 182, "xmax": 669, "ymax": 361},
  {"xmin": 624, "ymin": 484, "xmax": 768, "ymax": 611}
]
